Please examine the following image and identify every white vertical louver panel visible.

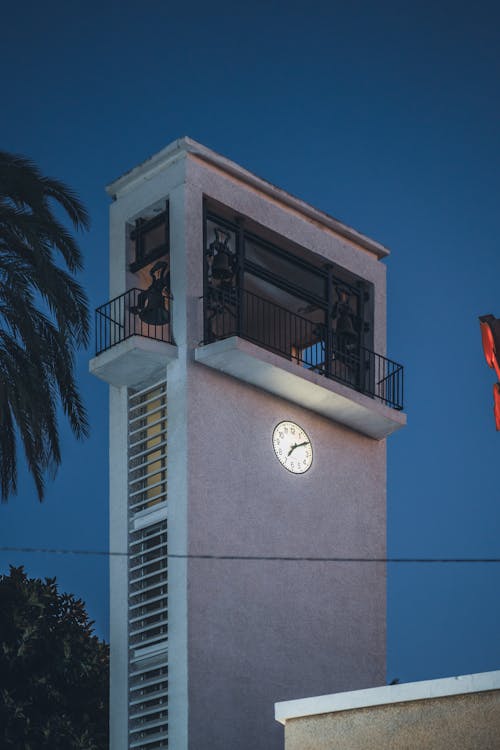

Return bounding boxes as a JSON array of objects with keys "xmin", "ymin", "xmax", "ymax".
[{"xmin": 128, "ymin": 381, "xmax": 168, "ymax": 749}]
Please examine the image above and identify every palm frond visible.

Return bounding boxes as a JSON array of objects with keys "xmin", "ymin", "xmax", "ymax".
[
  {"xmin": 0, "ymin": 152, "xmax": 89, "ymax": 231},
  {"xmin": 0, "ymin": 151, "xmax": 90, "ymax": 501}
]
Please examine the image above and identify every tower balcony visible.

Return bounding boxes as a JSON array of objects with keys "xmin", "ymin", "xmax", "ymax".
[
  {"xmin": 89, "ymin": 288, "xmax": 177, "ymax": 387},
  {"xmin": 195, "ymin": 288, "xmax": 406, "ymax": 439}
]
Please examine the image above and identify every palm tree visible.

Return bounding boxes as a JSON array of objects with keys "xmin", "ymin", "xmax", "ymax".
[{"xmin": 0, "ymin": 151, "xmax": 90, "ymax": 501}]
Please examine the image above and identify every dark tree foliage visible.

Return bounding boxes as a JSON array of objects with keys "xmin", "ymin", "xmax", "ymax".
[
  {"xmin": 0, "ymin": 151, "xmax": 90, "ymax": 501},
  {"xmin": 0, "ymin": 566, "xmax": 109, "ymax": 749}
]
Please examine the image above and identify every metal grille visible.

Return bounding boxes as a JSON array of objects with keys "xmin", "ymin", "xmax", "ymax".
[{"xmin": 128, "ymin": 382, "xmax": 168, "ymax": 749}]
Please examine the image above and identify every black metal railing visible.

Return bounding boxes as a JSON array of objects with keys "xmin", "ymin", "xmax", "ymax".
[
  {"xmin": 203, "ymin": 287, "xmax": 404, "ymax": 410},
  {"xmin": 95, "ymin": 288, "xmax": 173, "ymax": 355}
]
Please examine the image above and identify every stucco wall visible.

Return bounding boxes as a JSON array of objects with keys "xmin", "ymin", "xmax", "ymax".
[
  {"xmin": 186, "ymin": 370, "xmax": 386, "ymax": 750},
  {"xmin": 182, "ymin": 156, "xmax": 388, "ymax": 750},
  {"xmin": 283, "ymin": 690, "xmax": 500, "ymax": 750}
]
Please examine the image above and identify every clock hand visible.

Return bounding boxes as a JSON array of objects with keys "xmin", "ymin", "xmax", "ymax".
[{"xmin": 287, "ymin": 441, "xmax": 310, "ymax": 457}]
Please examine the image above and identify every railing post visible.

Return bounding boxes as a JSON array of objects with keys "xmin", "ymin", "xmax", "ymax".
[
  {"xmin": 202, "ymin": 201, "xmax": 210, "ymax": 344},
  {"xmin": 236, "ymin": 218, "xmax": 245, "ymax": 338},
  {"xmin": 325, "ymin": 265, "xmax": 334, "ymax": 378},
  {"xmin": 357, "ymin": 345, "xmax": 365, "ymax": 396}
]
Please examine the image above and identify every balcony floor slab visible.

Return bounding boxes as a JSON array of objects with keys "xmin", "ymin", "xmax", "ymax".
[
  {"xmin": 195, "ymin": 336, "xmax": 406, "ymax": 440},
  {"xmin": 90, "ymin": 336, "xmax": 178, "ymax": 388}
]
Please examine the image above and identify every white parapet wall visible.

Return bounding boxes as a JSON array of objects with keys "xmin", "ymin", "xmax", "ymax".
[{"xmin": 275, "ymin": 670, "xmax": 500, "ymax": 750}]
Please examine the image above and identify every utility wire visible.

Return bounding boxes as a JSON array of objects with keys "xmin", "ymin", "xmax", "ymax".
[{"xmin": 0, "ymin": 546, "xmax": 499, "ymax": 563}]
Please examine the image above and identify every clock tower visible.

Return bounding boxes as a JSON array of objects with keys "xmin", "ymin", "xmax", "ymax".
[{"xmin": 90, "ymin": 138, "xmax": 406, "ymax": 750}]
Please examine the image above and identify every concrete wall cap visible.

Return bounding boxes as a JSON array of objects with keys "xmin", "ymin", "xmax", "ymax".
[{"xmin": 274, "ymin": 670, "xmax": 500, "ymax": 725}]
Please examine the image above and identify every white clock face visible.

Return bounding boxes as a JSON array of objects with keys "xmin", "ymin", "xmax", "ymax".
[{"xmin": 272, "ymin": 421, "xmax": 312, "ymax": 474}]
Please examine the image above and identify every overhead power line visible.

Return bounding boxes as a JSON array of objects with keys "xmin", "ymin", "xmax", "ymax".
[{"xmin": 0, "ymin": 546, "xmax": 500, "ymax": 563}]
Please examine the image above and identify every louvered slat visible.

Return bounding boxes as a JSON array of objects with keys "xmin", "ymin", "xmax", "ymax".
[{"xmin": 128, "ymin": 381, "xmax": 168, "ymax": 748}]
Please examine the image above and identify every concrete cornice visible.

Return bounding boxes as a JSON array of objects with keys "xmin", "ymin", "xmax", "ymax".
[
  {"xmin": 275, "ymin": 670, "xmax": 500, "ymax": 725},
  {"xmin": 106, "ymin": 137, "xmax": 390, "ymax": 259}
]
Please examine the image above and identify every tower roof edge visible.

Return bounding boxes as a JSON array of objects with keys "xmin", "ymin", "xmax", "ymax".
[{"xmin": 106, "ymin": 136, "xmax": 390, "ymax": 259}]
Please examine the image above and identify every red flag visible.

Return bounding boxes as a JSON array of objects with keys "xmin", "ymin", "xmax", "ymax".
[
  {"xmin": 494, "ymin": 383, "xmax": 500, "ymax": 431},
  {"xmin": 479, "ymin": 315, "xmax": 500, "ymax": 382}
]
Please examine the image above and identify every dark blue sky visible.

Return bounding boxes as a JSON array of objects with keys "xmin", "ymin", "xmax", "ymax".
[{"xmin": 1, "ymin": 0, "xmax": 500, "ymax": 685}]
